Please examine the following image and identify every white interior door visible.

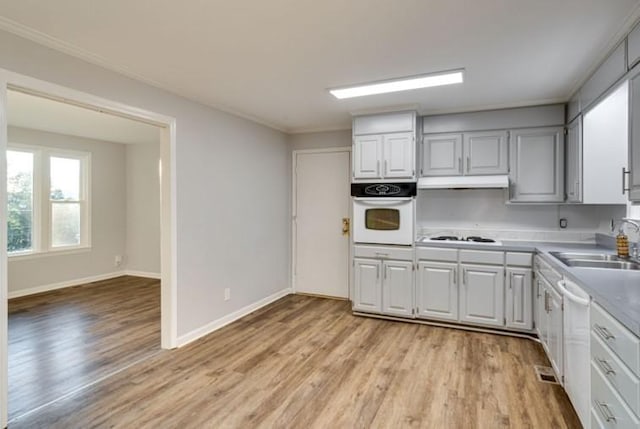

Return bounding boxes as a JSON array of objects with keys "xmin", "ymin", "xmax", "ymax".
[{"xmin": 294, "ymin": 149, "xmax": 350, "ymax": 298}]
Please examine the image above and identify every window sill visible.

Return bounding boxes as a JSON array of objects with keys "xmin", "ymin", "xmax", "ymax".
[{"xmin": 8, "ymin": 246, "xmax": 92, "ymax": 261}]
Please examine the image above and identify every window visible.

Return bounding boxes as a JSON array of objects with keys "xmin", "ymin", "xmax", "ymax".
[{"xmin": 7, "ymin": 145, "xmax": 90, "ymax": 256}]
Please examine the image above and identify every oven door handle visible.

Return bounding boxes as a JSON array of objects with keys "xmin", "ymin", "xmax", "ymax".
[{"xmin": 353, "ymin": 197, "xmax": 413, "ymax": 205}]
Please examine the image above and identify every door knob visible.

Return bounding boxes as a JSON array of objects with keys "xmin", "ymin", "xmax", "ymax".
[{"xmin": 342, "ymin": 218, "xmax": 350, "ymax": 236}]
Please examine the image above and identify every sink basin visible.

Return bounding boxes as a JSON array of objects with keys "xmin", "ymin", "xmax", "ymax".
[
  {"xmin": 563, "ymin": 260, "xmax": 640, "ymax": 270},
  {"xmin": 549, "ymin": 252, "xmax": 622, "ymax": 261},
  {"xmin": 549, "ymin": 252, "xmax": 640, "ymax": 270}
]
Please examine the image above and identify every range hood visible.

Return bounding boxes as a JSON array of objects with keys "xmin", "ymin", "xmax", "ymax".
[{"xmin": 418, "ymin": 175, "xmax": 510, "ymax": 189}]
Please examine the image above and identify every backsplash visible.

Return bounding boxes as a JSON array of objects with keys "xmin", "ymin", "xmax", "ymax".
[{"xmin": 416, "ymin": 189, "xmax": 626, "ymax": 242}]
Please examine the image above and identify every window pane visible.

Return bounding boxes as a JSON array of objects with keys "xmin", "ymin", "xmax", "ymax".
[
  {"xmin": 7, "ymin": 150, "xmax": 34, "ymax": 252},
  {"xmin": 50, "ymin": 157, "xmax": 80, "ymax": 200},
  {"xmin": 51, "ymin": 203, "xmax": 80, "ymax": 247}
]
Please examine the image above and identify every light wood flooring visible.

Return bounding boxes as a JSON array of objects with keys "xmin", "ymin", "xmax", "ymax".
[
  {"xmin": 8, "ymin": 276, "xmax": 160, "ymax": 421},
  {"xmin": 9, "ymin": 292, "xmax": 581, "ymax": 428}
]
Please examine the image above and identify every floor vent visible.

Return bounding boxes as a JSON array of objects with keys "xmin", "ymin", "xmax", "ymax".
[{"xmin": 534, "ymin": 365, "xmax": 559, "ymax": 384}]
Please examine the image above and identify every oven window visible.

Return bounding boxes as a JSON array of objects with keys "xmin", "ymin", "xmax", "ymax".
[{"xmin": 365, "ymin": 208, "xmax": 400, "ymax": 230}]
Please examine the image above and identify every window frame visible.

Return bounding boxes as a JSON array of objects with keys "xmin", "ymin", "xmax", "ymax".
[{"xmin": 7, "ymin": 143, "xmax": 91, "ymax": 259}]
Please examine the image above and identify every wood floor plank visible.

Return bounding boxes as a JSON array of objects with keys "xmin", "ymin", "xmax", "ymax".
[
  {"xmin": 10, "ymin": 294, "xmax": 581, "ymax": 428},
  {"xmin": 8, "ymin": 275, "xmax": 160, "ymax": 420}
]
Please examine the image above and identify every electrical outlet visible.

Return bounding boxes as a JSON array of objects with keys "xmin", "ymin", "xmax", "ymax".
[
  {"xmin": 224, "ymin": 288, "xmax": 231, "ymax": 301},
  {"xmin": 114, "ymin": 255, "xmax": 123, "ymax": 267}
]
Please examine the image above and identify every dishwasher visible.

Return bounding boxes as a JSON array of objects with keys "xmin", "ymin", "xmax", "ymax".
[{"xmin": 558, "ymin": 277, "xmax": 591, "ymax": 429}]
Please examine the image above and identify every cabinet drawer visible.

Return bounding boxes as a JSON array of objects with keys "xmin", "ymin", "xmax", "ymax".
[
  {"xmin": 506, "ymin": 252, "xmax": 533, "ymax": 267},
  {"xmin": 459, "ymin": 249, "xmax": 503, "ymax": 265},
  {"xmin": 592, "ymin": 331, "xmax": 640, "ymax": 416},
  {"xmin": 591, "ymin": 361, "xmax": 640, "ymax": 429},
  {"xmin": 416, "ymin": 247, "xmax": 458, "ymax": 262},
  {"xmin": 353, "ymin": 245, "xmax": 413, "ymax": 261},
  {"xmin": 592, "ymin": 303, "xmax": 640, "ymax": 378}
]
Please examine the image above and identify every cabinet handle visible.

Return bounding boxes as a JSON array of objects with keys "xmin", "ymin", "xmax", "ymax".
[
  {"xmin": 594, "ymin": 324, "xmax": 616, "ymax": 341},
  {"xmin": 376, "ymin": 265, "xmax": 380, "ymax": 279},
  {"xmin": 377, "ymin": 160, "xmax": 381, "ymax": 176},
  {"xmin": 463, "ymin": 269, "xmax": 467, "ymax": 285},
  {"xmin": 453, "ymin": 270, "xmax": 457, "ymax": 285},
  {"xmin": 544, "ymin": 290, "xmax": 549, "ymax": 312},
  {"xmin": 509, "ymin": 273, "xmax": 513, "ymax": 289},
  {"xmin": 458, "ymin": 157, "xmax": 462, "ymax": 173},
  {"xmin": 596, "ymin": 358, "xmax": 616, "ymax": 375},
  {"xmin": 384, "ymin": 266, "xmax": 387, "ymax": 280},
  {"xmin": 466, "ymin": 156, "xmax": 470, "ymax": 173},
  {"xmin": 596, "ymin": 401, "xmax": 617, "ymax": 423},
  {"xmin": 384, "ymin": 159, "xmax": 388, "ymax": 174},
  {"xmin": 622, "ymin": 167, "xmax": 630, "ymax": 194},
  {"xmin": 375, "ymin": 252, "xmax": 389, "ymax": 258}
]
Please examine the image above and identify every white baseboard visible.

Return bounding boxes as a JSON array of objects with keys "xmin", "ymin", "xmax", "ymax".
[
  {"xmin": 8, "ymin": 271, "xmax": 127, "ymax": 299},
  {"xmin": 176, "ymin": 288, "xmax": 292, "ymax": 347},
  {"xmin": 124, "ymin": 270, "xmax": 161, "ymax": 279}
]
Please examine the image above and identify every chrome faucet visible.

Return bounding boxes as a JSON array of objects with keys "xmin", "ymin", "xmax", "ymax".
[{"xmin": 619, "ymin": 218, "xmax": 640, "ymax": 260}]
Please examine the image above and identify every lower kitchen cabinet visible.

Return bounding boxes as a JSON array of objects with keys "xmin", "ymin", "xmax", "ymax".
[
  {"xmin": 459, "ymin": 264, "xmax": 505, "ymax": 327},
  {"xmin": 353, "ymin": 256, "xmax": 414, "ymax": 318},
  {"xmin": 538, "ymin": 275, "xmax": 563, "ymax": 380},
  {"xmin": 353, "ymin": 258, "xmax": 382, "ymax": 313},
  {"xmin": 535, "ymin": 276, "xmax": 547, "ymax": 343},
  {"xmin": 416, "ymin": 261, "xmax": 458, "ymax": 322},
  {"xmin": 382, "ymin": 260, "xmax": 414, "ymax": 317},
  {"xmin": 505, "ymin": 267, "xmax": 533, "ymax": 330}
]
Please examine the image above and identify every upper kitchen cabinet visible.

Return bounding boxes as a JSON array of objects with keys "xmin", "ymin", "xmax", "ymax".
[
  {"xmin": 630, "ymin": 73, "xmax": 640, "ymax": 201},
  {"xmin": 581, "ymin": 80, "xmax": 629, "ymax": 204},
  {"xmin": 421, "ymin": 130, "xmax": 507, "ymax": 177},
  {"xmin": 509, "ymin": 127, "xmax": 564, "ymax": 202},
  {"xmin": 565, "ymin": 116, "xmax": 582, "ymax": 203},
  {"xmin": 352, "ymin": 111, "xmax": 417, "ymax": 182},
  {"xmin": 464, "ymin": 131, "xmax": 508, "ymax": 175},
  {"xmin": 421, "ymin": 133, "xmax": 462, "ymax": 176}
]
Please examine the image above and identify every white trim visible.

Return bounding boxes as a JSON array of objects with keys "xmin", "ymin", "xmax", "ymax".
[
  {"xmin": 176, "ymin": 288, "xmax": 292, "ymax": 347},
  {"xmin": 7, "ymin": 271, "xmax": 126, "ymax": 299},
  {"xmin": 291, "ymin": 147, "xmax": 352, "ymax": 297},
  {"xmin": 8, "ymin": 246, "xmax": 91, "ymax": 261},
  {"xmin": 0, "ymin": 79, "xmax": 8, "ymax": 429},
  {"xmin": 124, "ymin": 270, "xmax": 161, "ymax": 280}
]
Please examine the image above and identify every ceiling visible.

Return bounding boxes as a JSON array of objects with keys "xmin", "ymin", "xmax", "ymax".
[
  {"xmin": 0, "ymin": 0, "xmax": 638, "ymax": 133},
  {"xmin": 7, "ymin": 90, "xmax": 160, "ymax": 145}
]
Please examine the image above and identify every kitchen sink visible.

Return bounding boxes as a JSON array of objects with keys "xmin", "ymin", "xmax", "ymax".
[
  {"xmin": 549, "ymin": 251, "xmax": 640, "ymax": 270},
  {"xmin": 563, "ymin": 260, "xmax": 640, "ymax": 270},
  {"xmin": 549, "ymin": 252, "xmax": 623, "ymax": 261}
]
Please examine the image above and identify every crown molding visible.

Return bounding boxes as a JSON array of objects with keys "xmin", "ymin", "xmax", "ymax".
[{"xmin": 0, "ymin": 16, "xmax": 289, "ymax": 133}]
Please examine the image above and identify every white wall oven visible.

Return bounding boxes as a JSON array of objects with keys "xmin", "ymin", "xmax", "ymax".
[{"xmin": 352, "ymin": 182, "xmax": 416, "ymax": 245}]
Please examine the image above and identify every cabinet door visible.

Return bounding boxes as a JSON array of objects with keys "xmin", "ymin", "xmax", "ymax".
[
  {"xmin": 535, "ymin": 276, "xmax": 548, "ymax": 344},
  {"xmin": 353, "ymin": 135, "xmax": 382, "ymax": 180},
  {"xmin": 353, "ymin": 258, "xmax": 382, "ymax": 313},
  {"xmin": 505, "ymin": 267, "xmax": 532, "ymax": 330},
  {"xmin": 421, "ymin": 133, "xmax": 463, "ymax": 176},
  {"xmin": 630, "ymin": 74, "xmax": 640, "ymax": 201},
  {"xmin": 382, "ymin": 132, "xmax": 415, "ymax": 179},
  {"xmin": 416, "ymin": 261, "xmax": 458, "ymax": 322},
  {"xmin": 547, "ymin": 284, "xmax": 563, "ymax": 380},
  {"xmin": 565, "ymin": 117, "xmax": 582, "ymax": 203},
  {"xmin": 460, "ymin": 264, "xmax": 504, "ymax": 327},
  {"xmin": 509, "ymin": 127, "xmax": 564, "ymax": 202},
  {"xmin": 382, "ymin": 260, "xmax": 414, "ymax": 318},
  {"xmin": 463, "ymin": 131, "xmax": 508, "ymax": 175}
]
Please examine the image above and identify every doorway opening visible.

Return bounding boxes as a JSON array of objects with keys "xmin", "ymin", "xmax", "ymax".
[{"xmin": 0, "ymin": 71, "xmax": 177, "ymax": 427}]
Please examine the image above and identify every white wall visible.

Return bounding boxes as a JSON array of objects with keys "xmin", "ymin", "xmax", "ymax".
[
  {"xmin": 289, "ymin": 130, "xmax": 351, "ymax": 151},
  {"xmin": 7, "ymin": 126, "xmax": 126, "ymax": 293},
  {"xmin": 417, "ymin": 189, "xmax": 626, "ymax": 233},
  {"xmin": 125, "ymin": 142, "xmax": 161, "ymax": 275},
  {"xmin": 0, "ymin": 29, "xmax": 290, "ymax": 338}
]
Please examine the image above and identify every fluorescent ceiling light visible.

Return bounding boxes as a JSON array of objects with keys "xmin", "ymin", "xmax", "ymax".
[{"xmin": 329, "ymin": 69, "xmax": 464, "ymax": 99}]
